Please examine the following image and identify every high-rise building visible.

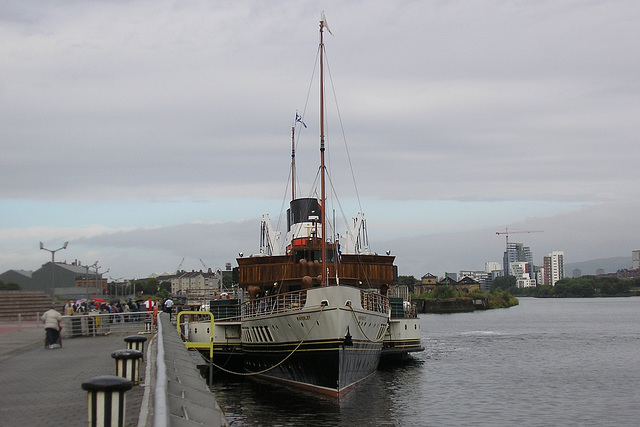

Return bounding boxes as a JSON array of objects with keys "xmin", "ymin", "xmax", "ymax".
[
  {"xmin": 543, "ymin": 251, "xmax": 564, "ymax": 286},
  {"xmin": 485, "ymin": 262, "xmax": 501, "ymax": 273},
  {"xmin": 510, "ymin": 261, "xmax": 535, "ymax": 288},
  {"xmin": 503, "ymin": 243, "xmax": 533, "ymax": 276},
  {"xmin": 632, "ymin": 250, "xmax": 640, "ymax": 270}
]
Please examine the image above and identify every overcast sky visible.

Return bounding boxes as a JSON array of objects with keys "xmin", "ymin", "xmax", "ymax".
[{"xmin": 2, "ymin": 1, "xmax": 639, "ymax": 280}]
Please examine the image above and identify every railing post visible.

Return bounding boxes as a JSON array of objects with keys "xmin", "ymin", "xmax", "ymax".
[
  {"xmin": 124, "ymin": 335, "xmax": 147, "ymax": 361},
  {"xmin": 81, "ymin": 375, "xmax": 133, "ymax": 427},
  {"xmin": 111, "ymin": 349, "xmax": 144, "ymax": 386}
]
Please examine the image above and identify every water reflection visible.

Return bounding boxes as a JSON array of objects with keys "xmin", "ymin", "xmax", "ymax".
[
  {"xmin": 210, "ymin": 358, "xmax": 425, "ymax": 426},
  {"xmin": 208, "ymin": 299, "xmax": 640, "ymax": 426}
]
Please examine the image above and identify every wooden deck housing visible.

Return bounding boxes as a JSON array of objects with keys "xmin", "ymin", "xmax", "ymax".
[{"xmin": 237, "ymin": 251, "xmax": 395, "ymax": 291}]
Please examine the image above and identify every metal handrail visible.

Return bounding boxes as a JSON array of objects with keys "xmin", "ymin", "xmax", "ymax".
[
  {"xmin": 176, "ymin": 310, "xmax": 214, "ymax": 360},
  {"xmin": 59, "ymin": 311, "xmax": 153, "ymax": 338},
  {"xmin": 241, "ymin": 290, "xmax": 307, "ymax": 319}
]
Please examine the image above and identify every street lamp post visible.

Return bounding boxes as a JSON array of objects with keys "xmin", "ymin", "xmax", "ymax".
[
  {"xmin": 40, "ymin": 241, "xmax": 68, "ymax": 299},
  {"xmin": 93, "ymin": 264, "xmax": 108, "ymax": 297},
  {"xmin": 110, "ymin": 277, "xmax": 123, "ymax": 300}
]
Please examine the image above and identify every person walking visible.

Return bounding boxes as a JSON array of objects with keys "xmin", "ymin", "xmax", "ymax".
[
  {"xmin": 41, "ymin": 306, "xmax": 63, "ymax": 349},
  {"xmin": 64, "ymin": 300, "xmax": 75, "ymax": 316},
  {"xmin": 164, "ymin": 298, "xmax": 174, "ymax": 314}
]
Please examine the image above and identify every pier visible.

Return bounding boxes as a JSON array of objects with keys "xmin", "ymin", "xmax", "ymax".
[{"xmin": 0, "ymin": 312, "xmax": 227, "ymax": 426}]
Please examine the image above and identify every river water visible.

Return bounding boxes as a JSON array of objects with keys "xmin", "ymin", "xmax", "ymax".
[{"xmin": 209, "ymin": 297, "xmax": 640, "ymax": 426}]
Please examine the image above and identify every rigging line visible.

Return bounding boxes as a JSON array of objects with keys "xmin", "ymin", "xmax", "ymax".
[
  {"xmin": 347, "ymin": 303, "xmax": 387, "ymax": 343},
  {"xmin": 324, "ymin": 50, "xmax": 363, "ymax": 213},
  {"xmin": 273, "ymin": 46, "xmax": 321, "ymax": 248},
  {"xmin": 197, "ymin": 304, "xmax": 326, "ymax": 376},
  {"xmin": 324, "ymin": 170, "xmax": 351, "ymax": 238},
  {"xmin": 307, "ymin": 165, "xmax": 322, "ymax": 200},
  {"xmin": 292, "ymin": 44, "xmax": 321, "ymax": 199}
]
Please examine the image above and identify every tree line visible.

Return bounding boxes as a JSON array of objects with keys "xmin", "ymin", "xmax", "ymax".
[
  {"xmin": 106, "ymin": 278, "xmax": 171, "ymax": 299},
  {"xmin": 492, "ymin": 275, "xmax": 637, "ymax": 297},
  {"xmin": 0, "ymin": 281, "xmax": 20, "ymax": 291}
]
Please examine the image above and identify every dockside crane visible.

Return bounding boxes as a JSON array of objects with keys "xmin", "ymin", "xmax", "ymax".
[{"xmin": 496, "ymin": 228, "xmax": 544, "ymax": 249}]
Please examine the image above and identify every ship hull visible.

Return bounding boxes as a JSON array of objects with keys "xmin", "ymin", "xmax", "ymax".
[
  {"xmin": 381, "ymin": 317, "xmax": 424, "ymax": 360},
  {"xmin": 241, "ymin": 286, "xmax": 388, "ymax": 397},
  {"xmin": 243, "ymin": 338, "xmax": 381, "ymax": 396}
]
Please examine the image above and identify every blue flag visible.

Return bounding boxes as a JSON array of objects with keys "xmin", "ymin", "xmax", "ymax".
[{"xmin": 296, "ymin": 113, "xmax": 307, "ymax": 128}]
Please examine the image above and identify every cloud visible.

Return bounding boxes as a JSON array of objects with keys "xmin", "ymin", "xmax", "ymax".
[{"xmin": 1, "ymin": 1, "xmax": 639, "ymax": 278}]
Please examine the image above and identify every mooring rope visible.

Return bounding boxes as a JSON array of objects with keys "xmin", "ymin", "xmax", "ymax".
[
  {"xmin": 194, "ymin": 303, "xmax": 326, "ymax": 376},
  {"xmin": 347, "ymin": 302, "xmax": 388, "ymax": 343}
]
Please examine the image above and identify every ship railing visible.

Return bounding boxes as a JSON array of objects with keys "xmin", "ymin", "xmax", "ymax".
[
  {"xmin": 242, "ymin": 290, "xmax": 308, "ymax": 319},
  {"xmin": 360, "ymin": 290, "xmax": 389, "ymax": 315},
  {"xmin": 179, "ymin": 287, "xmax": 244, "ymax": 301}
]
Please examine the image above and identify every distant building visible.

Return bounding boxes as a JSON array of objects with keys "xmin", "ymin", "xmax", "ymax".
[
  {"xmin": 413, "ymin": 273, "xmax": 437, "ymax": 295},
  {"xmin": 596, "ymin": 268, "xmax": 605, "ymax": 276},
  {"xmin": 543, "ymin": 251, "xmax": 565, "ymax": 286},
  {"xmin": 503, "ymin": 243, "xmax": 533, "ymax": 276},
  {"xmin": 170, "ymin": 270, "xmax": 222, "ymax": 296},
  {"xmin": 0, "ymin": 269, "xmax": 33, "ymax": 289},
  {"xmin": 616, "ymin": 268, "xmax": 640, "ymax": 279},
  {"xmin": 30, "ymin": 261, "xmax": 105, "ymax": 297},
  {"xmin": 572, "ymin": 268, "xmax": 581, "ymax": 278},
  {"xmin": 414, "ymin": 274, "xmax": 481, "ymax": 294},
  {"xmin": 437, "ymin": 276, "xmax": 480, "ymax": 293},
  {"xmin": 510, "ymin": 261, "xmax": 535, "ymax": 288},
  {"xmin": 485, "ymin": 262, "xmax": 503, "ymax": 291},
  {"xmin": 633, "ymin": 250, "xmax": 640, "ymax": 270},
  {"xmin": 459, "ymin": 270, "xmax": 491, "ymax": 292},
  {"xmin": 444, "ymin": 272, "xmax": 457, "ymax": 282},
  {"xmin": 532, "ymin": 265, "xmax": 544, "ymax": 286},
  {"xmin": 421, "ymin": 273, "xmax": 437, "ymax": 285},
  {"xmin": 485, "ymin": 262, "xmax": 501, "ymax": 274}
]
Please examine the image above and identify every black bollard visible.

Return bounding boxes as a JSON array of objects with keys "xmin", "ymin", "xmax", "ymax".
[
  {"xmin": 124, "ymin": 335, "xmax": 147, "ymax": 360},
  {"xmin": 81, "ymin": 375, "xmax": 133, "ymax": 427},
  {"xmin": 111, "ymin": 349, "xmax": 144, "ymax": 386}
]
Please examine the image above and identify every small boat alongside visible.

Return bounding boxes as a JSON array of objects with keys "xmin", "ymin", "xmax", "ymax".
[{"xmin": 382, "ymin": 295, "xmax": 424, "ymax": 360}]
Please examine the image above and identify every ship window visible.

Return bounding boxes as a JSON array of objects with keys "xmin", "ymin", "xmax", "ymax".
[
  {"xmin": 294, "ymin": 249, "xmax": 336, "ymax": 263},
  {"xmin": 325, "ymin": 249, "xmax": 336, "ymax": 263}
]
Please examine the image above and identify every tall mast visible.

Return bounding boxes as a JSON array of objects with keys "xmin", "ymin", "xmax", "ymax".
[
  {"xmin": 291, "ymin": 124, "xmax": 295, "ymax": 201},
  {"xmin": 319, "ymin": 17, "xmax": 327, "ymax": 285}
]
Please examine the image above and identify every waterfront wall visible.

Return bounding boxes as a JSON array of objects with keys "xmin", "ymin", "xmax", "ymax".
[
  {"xmin": 156, "ymin": 313, "xmax": 228, "ymax": 426},
  {"xmin": 413, "ymin": 298, "xmax": 488, "ymax": 314}
]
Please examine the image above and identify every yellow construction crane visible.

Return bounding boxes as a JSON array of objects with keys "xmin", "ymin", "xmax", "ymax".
[{"xmin": 496, "ymin": 228, "xmax": 544, "ymax": 249}]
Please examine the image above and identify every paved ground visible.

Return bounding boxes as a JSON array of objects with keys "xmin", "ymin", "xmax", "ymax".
[
  {"xmin": 0, "ymin": 320, "xmax": 40, "ymax": 336},
  {"xmin": 0, "ymin": 321, "xmax": 151, "ymax": 427}
]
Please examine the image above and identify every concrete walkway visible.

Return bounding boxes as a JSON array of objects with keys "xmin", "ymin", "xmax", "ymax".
[{"xmin": 0, "ymin": 320, "xmax": 150, "ymax": 426}]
